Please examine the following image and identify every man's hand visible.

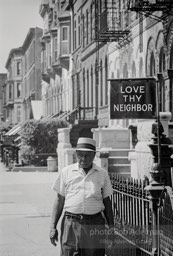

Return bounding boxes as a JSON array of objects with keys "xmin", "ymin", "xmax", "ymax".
[
  {"xmin": 50, "ymin": 228, "xmax": 58, "ymax": 246},
  {"xmin": 49, "ymin": 194, "xmax": 65, "ymax": 246}
]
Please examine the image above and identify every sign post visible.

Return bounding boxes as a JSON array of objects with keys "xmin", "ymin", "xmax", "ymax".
[{"xmin": 109, "ymin": 78, "xmax": 156, "ymax": 119}]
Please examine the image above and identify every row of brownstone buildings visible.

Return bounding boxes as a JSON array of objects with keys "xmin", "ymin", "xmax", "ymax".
[{"xmin": 0, "ymin": 0, "xmax": 173, "ymax": 141}]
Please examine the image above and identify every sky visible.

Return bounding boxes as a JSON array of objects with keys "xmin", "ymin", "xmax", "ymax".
[{"xmin": 0, "ymin": 0, "xmax": 43, "ymax": 73}]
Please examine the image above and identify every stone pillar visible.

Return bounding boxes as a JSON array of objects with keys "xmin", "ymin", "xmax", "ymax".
[
  {"xmin": 92, "ymin": 127, "xmax": 130, "ymax": 149},
  {"xmin": 95, "ymin": 150, "xmax": 109, "ymax": 170},
  {"xmin": 57, "ymin": 128, "xmax": 72, "ymax": 171},
  {"xmin": 92, "ymin": 127, "xmax": 131, "ymax": 171},
  {"xmin": 92, "ymin": 128, "xmax": 100, "ymax": 148},
  {"xmin": 64, "ymin": 148, "xmax": 75, "ymax": 167},
  {"xmin": 128, "ymin": 151, "xmax": 138, "ymax": 179}
]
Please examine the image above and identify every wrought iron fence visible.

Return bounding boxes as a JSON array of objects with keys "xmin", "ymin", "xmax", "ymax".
[
  {"xmin": 159, "ymin": 186, "xmax": 173, "ymax": 256},
  {"xmin": 107, "ymin": 173, "xmax": 152, "ymax": 256},
  {"xmin": 65, "ymin": 106, "xmax": 97, "ymax": 123},
  {"xmin": 108, "ymin": 173, "xmax": 173, "ymax": 256}
]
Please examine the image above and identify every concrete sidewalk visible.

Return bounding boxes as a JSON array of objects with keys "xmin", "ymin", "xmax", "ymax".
[{"xmin": 0, "ymin": 169, "xmax": 61, "ymax": 256}]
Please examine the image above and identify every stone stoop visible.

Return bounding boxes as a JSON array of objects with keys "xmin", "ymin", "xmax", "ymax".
[{"xmin": 108, "ymin": 149, "xmax": 134, "ymax": 178}]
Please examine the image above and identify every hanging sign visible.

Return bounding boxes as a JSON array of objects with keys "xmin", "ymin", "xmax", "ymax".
[{"xmin": 110, "ymin": 78, "xmax": 156, "ymax": 119}]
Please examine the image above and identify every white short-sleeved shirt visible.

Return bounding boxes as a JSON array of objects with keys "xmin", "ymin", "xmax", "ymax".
[{"xmin": 52, "ymin": 162, "xmax": 113, "ymax": 214}]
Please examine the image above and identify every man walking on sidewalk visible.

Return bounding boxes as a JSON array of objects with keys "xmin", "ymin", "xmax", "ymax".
[{"xmin": 49, "ymin": 137, "xmax": 114, "ymax": 256}]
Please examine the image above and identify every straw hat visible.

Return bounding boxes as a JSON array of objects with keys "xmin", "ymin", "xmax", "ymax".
[{"xmin": 76, "ymin": 137, "xmax": 96, "ymax": 152}]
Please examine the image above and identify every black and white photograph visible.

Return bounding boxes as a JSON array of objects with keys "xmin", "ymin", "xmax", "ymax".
[{"xmin": 0, "ymin": 1, "xmax": 173, "ymax": 256}]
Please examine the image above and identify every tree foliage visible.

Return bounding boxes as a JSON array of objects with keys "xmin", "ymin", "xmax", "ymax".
[{"xmin": 20, "ymin": 118, "xmax": 68, "ymax": 165}]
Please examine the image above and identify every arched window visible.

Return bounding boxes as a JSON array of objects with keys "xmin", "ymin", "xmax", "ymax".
[
  {"xmin": 170, "ymin": 44, "xmax": 173, "ymax": 120},
  {"xmin": 123, "ymin": 63, "xmax": 128, "ymax": 78},
  {"xmin": 87, "ymin": 69, "xmax": 89, "ymax": 107},
  {"xmin": 117, "ymin": 69, "xmax": 120, "ymax": 78},
  {"xmin": 150, "ymin": 51, "xmax": 155, "ymax": 76},
  {"xmin": 170, "ymin": 45, "xmax": 173, "ymax": 69},
  {"xmin": 95, "ymin": 62, "xmax": 98, "ymax": 114},
  {"xmin": 139, "ymin": 58, "xmax": 144, "ymax": 77},
  {"xmin": 132, "ymin": 61, "xmax": 136, "ymax": 78},
  {"xmin": 100, "ymin": 60, "xmax": 103, "ymax": 106},
  {"xmin": 105, "ymin": 57, "xmax": 108, "ymax": 105},
  {"xmin": 159, "ymin": 47, "xmax": 166, "ymax": 111},
  {"xmin": 83, "ymin": 69, "xmax": 85, "ymax": 107},
  {"xmin": 91, "ymin": 66, "xmax": 93, "ymax": 107},
  {"xmin": 159, "ymin": 47, "xmax": 166, "ymax": 72}
]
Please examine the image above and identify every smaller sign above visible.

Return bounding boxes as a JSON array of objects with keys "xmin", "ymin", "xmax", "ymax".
[{"xmin": 110, "ymin": 78, "xmax": 156, "ymax": 119}]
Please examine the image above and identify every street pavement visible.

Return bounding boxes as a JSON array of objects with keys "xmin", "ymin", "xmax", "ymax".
[{"xmin": 0, "ymin": 161, "xmax": 61, "ymax": 256}]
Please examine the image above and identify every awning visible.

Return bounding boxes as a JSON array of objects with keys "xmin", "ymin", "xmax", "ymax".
[
  {"xmin": 8, "ymin": 126, "xmax": 21, "ymax": 136},
  {"xmin": 14, "ymin": 136, "xmax": 21, "ymax": 142},
  {"xmin": 5, "ymin": 123, "xmax": 22, "ymax": 136},
  {"xmin": 17, "ymin": 142, "xmax": 22, "ymax": 147},
  {"xmin": 40, "ymin": 114, "xmax": 54, "ymax": 121},
  {"xmin": 30, "ymin": 101, "xmax": 43, "ymax": 120}
]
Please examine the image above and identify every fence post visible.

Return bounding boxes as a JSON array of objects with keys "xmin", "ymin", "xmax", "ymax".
[
  {"xmin": 145, "ymin": 163, "xmax": 164, "ymax": 256},
  {"xmin": 145, "ymin": 120, "xmax": 171, "ymax": 256}
]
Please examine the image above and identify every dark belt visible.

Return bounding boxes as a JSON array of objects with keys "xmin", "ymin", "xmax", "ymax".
[{"xmin": 64, "ymin": 211, "xmax": 102, "ymax": 220}]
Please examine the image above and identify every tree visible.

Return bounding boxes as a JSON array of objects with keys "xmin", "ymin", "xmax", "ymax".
[{"xmin": 20, "ymin": 118, "xmax": 68, "ymax": 165}]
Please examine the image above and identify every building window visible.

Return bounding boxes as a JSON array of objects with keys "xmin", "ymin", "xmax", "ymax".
[
  {"xmin": 77, "ymin": 73, "xmax": 81, "ymax": 106},
  {"xmin": 82, "ymin": 14, "xmax": 85, "ymax": 48},
  {"xmin": 87, "ymin": 70, "xmax": 89, "ymax": 107},
  {"xmin": 86, "ymin": 10, "xmax": 89, "ymax": 45},
  {"xmin": 95, "ymin": 62, "xmax": 98, "ymax": 114},
  {"xmin": 61, "ymin": 26, "xmax": 69, "ymax": 55},
  {"xmin": 83, "ymin": 69, "xmax": 85, "ymax": 107},
  {"xmin": 123, "ymin": 63, "xmax": 128, "ymax": 78},
  {"xmin": 9, "ymin": 84, "xmax": 12, "ymax": 99},
  {"xmin": 62, "ymin": 26, "xmax": 68, "ymax": 41},
  {"xmin": 100, "ymin": 61, "xmax": 103, "ymax": 106},
  {"xmin": 159, "ymin": 47, "xmax": 166, "ymax": 111},
  {"xmin": 91, "ymin": 67, "xmax": 93, "ymax": 107},
  {"xmin": 132, "ymin": 61, "xmax": 136, "ymax": 78},
  {"xmin": 17, "ymin": 106, "xmax": 21, "ymax": 123},
  {"xmin": 90, "ymin": 5, "xmax": 93, "ymax": 41},
  {"xmin": 17, "ymin": 83, "xmax": 21, "ymax": 98},
  {"xmin": 170, "ymin": 45, "xmax": 173, "ymax": 120},
  {"xmin": 78, "ymin": 16, "xmax": 81, "ymax": 46},
  {"xmin": 105, "ymin": 57, "xmax": 108, "ymax": 105},
  {"xmin": 53, "ymin": 37, "xmax": 58, "ymax": 62},
  {"xmin": 159, "ymin": 47, "xmax": 166, "ymax": 72},
  {"xmin": 150, "ymin": 51, "xmax": 155, "ymax": 76},
  {"xmin": 139, "ymin": 58, "xmax": 143, "ymax": 77},
  {"xmin": 17, "ymin": 62, "xmax": 21, "ymax": 76},
  {"xmin": 74, "ymin": 20, "xmax": 77, "ymax": 50},
  {"xmin": 47, "ymin": 42, "xmax": 51, "ymax": 67}
]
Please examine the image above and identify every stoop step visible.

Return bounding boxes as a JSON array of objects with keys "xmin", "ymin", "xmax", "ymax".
[
  {"xmin": 109, "ymin": 149, "xmax": 134, "ymax": 157},
  {"xmin": 108, "ymin": 156, "xmax": 130, "ymax": 165}
]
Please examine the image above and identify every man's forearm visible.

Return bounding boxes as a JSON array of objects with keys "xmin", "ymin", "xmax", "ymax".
[
  {"xmin": 50, "ymin": 193, "xmax": 65, "ymax": 229},
  {"xmin": 103, "ymin": 197, "xmax": 114, "ymax": 226}
]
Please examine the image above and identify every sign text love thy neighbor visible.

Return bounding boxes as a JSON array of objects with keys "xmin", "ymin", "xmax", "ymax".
[{"xmin": 110, "ymin": 78, "xmax": 156, "ymax": 119}]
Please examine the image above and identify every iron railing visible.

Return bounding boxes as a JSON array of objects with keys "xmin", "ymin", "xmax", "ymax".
[
  {"xmin": 159, "ymin": 187, "xmax": 173, "ymax": 256},
  {"xmin": 107, "ymin": 174, "xmax": 152, "ymax": 256},
  {"xmin": 108, "ymin": 173, "xmax": 173, "ymax": 256},
  {"xmin": 62, "ymin": 106, "xmax": 97, "ymax": 123}
]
